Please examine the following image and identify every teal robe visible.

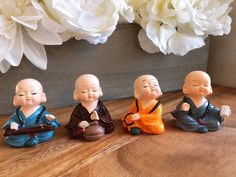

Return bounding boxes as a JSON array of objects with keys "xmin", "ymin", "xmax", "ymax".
[{"xmin": 2, "ymin": 106, "xmax": 61, "ymax": 147}]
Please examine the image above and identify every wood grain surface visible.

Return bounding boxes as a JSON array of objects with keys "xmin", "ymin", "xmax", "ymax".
[{"xmin": 0, "ymin": 86, "xmax": 236, "ymax": 177}]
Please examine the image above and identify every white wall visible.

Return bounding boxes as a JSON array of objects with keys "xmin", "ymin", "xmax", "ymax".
[{"xmin": 208, "ymin": 2, "xmax": 236, "ymax": 88}]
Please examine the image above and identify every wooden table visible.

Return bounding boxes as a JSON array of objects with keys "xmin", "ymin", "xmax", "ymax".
[{"xmin": 1, "ymin": 86, "xmax": 236, "ymax": 177}]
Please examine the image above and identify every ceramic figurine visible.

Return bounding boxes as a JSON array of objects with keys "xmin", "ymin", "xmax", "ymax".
[
  {"xmin": 171, "ymin": 71, "xmax": 231, "ymax": 133},
  {"xmin": 121, "ymin": 75, "xmax": 165, "ymax": 135},
  {"xmin": 65, "ymin": 74, "xmax": 115, "ymax": 141},
  {"xmin": 2, "ymin": 79, "xmax": 61, "ymax": 147}
]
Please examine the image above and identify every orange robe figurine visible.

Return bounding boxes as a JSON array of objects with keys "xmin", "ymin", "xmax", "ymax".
[{"xmin": 121, "ymin": 75, "xmax": 165, "ymax": 135}]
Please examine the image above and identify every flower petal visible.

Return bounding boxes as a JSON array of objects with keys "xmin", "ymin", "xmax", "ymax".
[
  {"xmin": 116, "ymin": 0, "xmax": 135, "ymax": 23},
  {"xmin": 60, "ymin": 31, "xmax": 74, "ymax": 42},
  {"xmin": 11, "ymin": 6, "xmax": 42, "ymax": 30},
  {"xmin": 22, "ymin": 28, "xmax": 47, "ymax": 70},
  {"xmin": 26, "ymin": 22, "xmax": 62, "ymax": 45},
  {"xmin": 11, "ymin": 16, "xmax": 39, "ymax": 30},
  {"xmin": 32, "ymin": 0, "xmax": 65, "ymax": 33},
  {"xmin": 168, "ymin": 32, "xmax": 205, "ymax": 56},
  {"xmin": 52, "ymin": 0, "xmax": 82, "ymax": 18},
  {"xmin": 0, "ymin": 60, "xmax": 11, "ymax": 73},
  {"xmin": 159, "ymin": 24, "xmax": 176, "ymax": 53},
  {"xmin": 5, "ymin": 26, "xmax": 23, "ymax": 66},
  {"xmin": 0, "ymin": 35, "xmax": 12, "ymax": 61},
  {"xmin": 0, "ymin": 15, "xmax": 17, "ymax": 39},
  {"xmin": 146, "ymin": 21, "xmax": 161, "ymax": 48},
  {"xmin": 138, "ymin": 28, "xmax": 159, "ymax": 53}
]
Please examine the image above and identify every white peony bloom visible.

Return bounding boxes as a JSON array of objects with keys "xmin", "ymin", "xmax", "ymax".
[
  {"xmin": 132, "ymin": 0, "xmax": 233, "ymax": 56},
  {"xmin": 48, "ymin": 0, "xmax": 134, "ymax": 45},
  {"xmin": 188, "ymin": 0, "xmax": 233, "ymax": 36},
  {"xmin": 31, "ymin": 0, "xmax": 70, "ymax": 41},
  {"xmin": 0, "ymin": 0, "xmax": 62, "ymax": 73}
]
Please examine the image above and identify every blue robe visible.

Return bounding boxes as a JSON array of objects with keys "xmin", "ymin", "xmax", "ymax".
[
  {"xmin": 171, "ymin": 96, "xmax": 223, "ymax": 133},
  {"xmin": 2, "ymin": 106, "xmax": 61, "ymax": 147}
]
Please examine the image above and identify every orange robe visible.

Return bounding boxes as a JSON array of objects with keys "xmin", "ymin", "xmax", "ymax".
[{"xmin": 121, "ymin": 99, "xmax": 165, "ymax": 134}]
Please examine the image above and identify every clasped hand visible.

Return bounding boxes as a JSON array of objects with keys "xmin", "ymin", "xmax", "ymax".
[{"xmin": 79, "ymin": 111, "xmax": 99, "ymax": 129}]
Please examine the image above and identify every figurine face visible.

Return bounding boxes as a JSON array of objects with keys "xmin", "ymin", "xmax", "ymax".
[
  {"xmin": 134, "ymin": 75, "xmax": 162, "ymax": 101},
  {"xmin": 74, "ymin": 74, "xmax": 102, "ymax": 103},
  {"xmin": 183, "ymin": 71, "xmax": 213, "ymax": 97},
  {"xmin": 13, "ymin": 79, "xmax": 46, "ymax": 107}
]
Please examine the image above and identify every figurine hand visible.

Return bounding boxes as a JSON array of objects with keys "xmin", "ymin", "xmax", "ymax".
[
  {"xmin": 91, "ymin": 111, "xmax": 99, "ymax": 120},
  {"xmin": 10, "ymin": 122, "xmax": 19, "ymax": 130},
  {"xmin": 79, "ymin": 121, "xmax": 90, "ymax": 129},
  {"xmin": 45, "ymin": 114, "xmax": 56, "ymax": 121},
  {"xmin": 220, "ymin": 105, "xmax": 231, "ymax": 117},
  {"xmin": 131, "ymin": 113, "xmax": 140, "ymax": 120},
  {"xmin": 181, "ymin": 103, "xmax": 190, "ymax": 111}
]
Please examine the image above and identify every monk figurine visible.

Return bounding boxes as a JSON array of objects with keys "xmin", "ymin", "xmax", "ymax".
[
  {"xmin": 171, "ymin": 71, "xmax": 231, "ymax": 133},
  {"xmin": 2, "ymin": 79, "xmax": 61, "ymax": 147},
  {"xmin": 121, "ymin": 75, "xmax": 165, "ymax": 135},
  {"xmin": 65, "ymin": 74, "xmax": 115, "ymax": 140}
]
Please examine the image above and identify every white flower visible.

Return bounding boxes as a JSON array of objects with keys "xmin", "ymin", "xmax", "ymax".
[
  {"xmin": 188, "ymin": 0, "xmax": 233, "ymax": 36},
  {"xmin": 132, "ymin": 0, "xmax": 233, "ymax": 55},
  {"xmin": 47, "ymin": 0, "xmax": 134, "ymax": 44},
  {"xmin": 0, "ymin": 0, "xmax": 62, "ymax": 73},
  {"xmin": 117, "ymin": 0, "xmax": 135, "ymax": 24}
]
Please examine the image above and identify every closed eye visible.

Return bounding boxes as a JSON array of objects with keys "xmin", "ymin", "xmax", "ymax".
[{"xmin": 32, "ymin": 93, "xmax": 38, "ymax": 95}]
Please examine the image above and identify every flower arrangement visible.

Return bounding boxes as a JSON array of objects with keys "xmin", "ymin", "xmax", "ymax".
[{"xmin": 0, "ymin": 0, "xmax": 233, "ymax": 73}]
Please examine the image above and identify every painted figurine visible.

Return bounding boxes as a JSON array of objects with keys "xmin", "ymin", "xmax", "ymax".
[
  {"xmin": 171, "ymin": 71, "xmax": 231, "ymax": 133},
  {"xmin": 2, "ymin": 79, "xmax": 61, "ymax": 147},
  {"xmin": 65, "ymin": 74, "xmax": 115, "ymax": 140},
  {"xmin": 121, "ymin": 75, "xmax": 165, "ymax": 135}
]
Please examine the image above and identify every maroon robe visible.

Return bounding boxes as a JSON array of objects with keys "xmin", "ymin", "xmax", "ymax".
[{"xmin": 65, "ymin": 100, "xmax": 115, "ymax": 139}]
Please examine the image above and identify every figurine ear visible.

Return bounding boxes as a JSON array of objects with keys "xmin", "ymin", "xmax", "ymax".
[
  {"xmin": 73, "ymin": 90, "xmax": 79, "ymax": 100},
  {"xmin": 209, "ymin": 86, "xmax": 213, "ymax": 95},
  {"xmin": 41, "ymin": 92, "xmax": 47, "ymax": 103},
  {"xmin": 134, "ymin": 90, "xmax": 140, "ymax": 99},
  {"xmin": 13, "ymin": 96, "xmax": 19, "ymax": 106},
  {"xmin": 99, "ymin": 87, "xmax": 103, "ymax": 97},
  {"xmin": 182, "ymin": 84, "xmax": 188, "ymax": 94}
]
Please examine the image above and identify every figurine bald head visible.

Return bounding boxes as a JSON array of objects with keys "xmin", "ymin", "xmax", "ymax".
[
  {"xmin": 134, "ymin": 75, "xmax": 162, "ymax": 101},
  {"xmin": 13, "ymin": 79, "xmax": 47, "ymax": 107},
  {"xmin": 73, "ymin": 74, "xmax": 103, "ymax": 102},
  {"xmin": 183, "ymin": 71, "xmax": 213, "ymax": 97}
]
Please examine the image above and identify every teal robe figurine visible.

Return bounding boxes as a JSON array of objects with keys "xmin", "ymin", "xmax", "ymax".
[
  {"xmin": 2, "ymin": 78, "xmax": 61, "ymax": 147},
  {"xmin": 2, "ymin": 106, "xmax": 61, "ymax": 147}
]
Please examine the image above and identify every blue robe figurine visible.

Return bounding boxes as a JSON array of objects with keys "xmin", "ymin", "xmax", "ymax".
[
  {"xmin": 2, "ymin": 106, "xmax": 61, "ymax": 147},
  {"xmin": 171, "ymin": 96, "xmax": 223, "ymax": 133}
]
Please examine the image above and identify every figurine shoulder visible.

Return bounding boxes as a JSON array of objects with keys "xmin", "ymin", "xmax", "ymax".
[
  {"xmin": 97, "ymin": 100, "xmax": 109, "ymax": 112},
  {"xmin": 70, "ymin": 103, "xmax": 82, "ymax": 115}
]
